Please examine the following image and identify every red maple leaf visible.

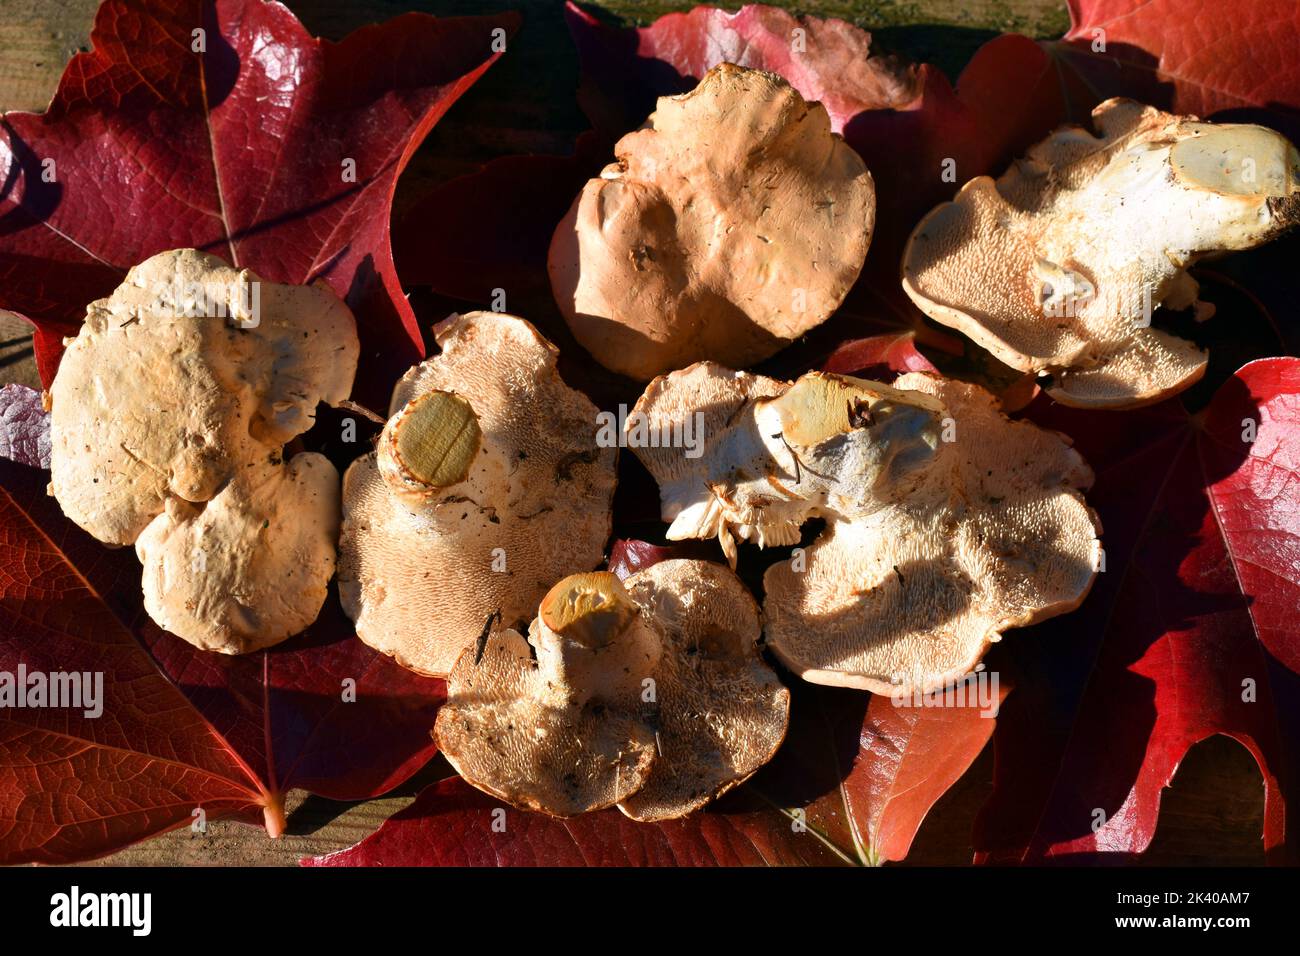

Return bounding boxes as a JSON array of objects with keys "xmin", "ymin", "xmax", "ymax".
[
  {"xmin": 0, "ymin": 455, "xmax": 445, "ymax": 864},
  {"xmin": 1056, "ymin": 0, "xmax": 1300, "ymax": 127},
  {"xmin": 0, "ymin": 0, "xmax": 518, "ymax": 406}
]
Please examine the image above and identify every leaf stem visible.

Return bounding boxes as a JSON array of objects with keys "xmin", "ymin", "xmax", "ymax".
[{"xmin": 263, "ymin": 793, "xmax": 287, "ymax": 839}]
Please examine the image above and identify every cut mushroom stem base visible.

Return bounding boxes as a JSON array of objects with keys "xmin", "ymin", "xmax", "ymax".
[{"xmin": 377, "ymin": 389, "xmax": 481, "ymax": 495}]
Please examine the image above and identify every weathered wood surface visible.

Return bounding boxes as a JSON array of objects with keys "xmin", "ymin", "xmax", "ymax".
[
  {"xmin": 0, "ymin": 0, "xmax": 1268, "ymax": 866},
  {"xmin": 75, "ymin": 735, "xmax": 1269, "ymax": 867}
]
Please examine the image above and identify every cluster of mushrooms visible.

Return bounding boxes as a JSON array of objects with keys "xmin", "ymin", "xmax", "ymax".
[{"xmin": 44, "ymin": 64, "xmax": 1300, "ymax": 819}]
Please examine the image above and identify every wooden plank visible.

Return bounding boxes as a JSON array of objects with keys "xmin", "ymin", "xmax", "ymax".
[
  {"xmin": 0, "ymin": 313, "xmax": 39, "ymax": 389},
  {"xmin": 74, "ymin": 733, "xmax": 1266, "ymax": 866}
]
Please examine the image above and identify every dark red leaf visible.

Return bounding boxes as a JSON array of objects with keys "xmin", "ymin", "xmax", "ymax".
[
  {"xmin": 395, "ymin": 131, "xmax": 607, "ymax": 309},
  {"xmin": 0, "ymin": 459, "xmax": 444, "ymax": 863},
  {"xmin": 0, "ymin": 0, "xmax": 518, "ymax": 405},
  {"xmin": 303, "ymin": 776, "xmax": 847, "ymax": 866},
  {"xmin": 606, "ymin": 538, "xmax": 718, "ymax": 580},
  {"xmin": 975, "ymin": 359, "xmax": 1300, "ymax": 863},
  {"xmin": 0, "ymin": 385, "xmax": 50, "ymax": 469}
]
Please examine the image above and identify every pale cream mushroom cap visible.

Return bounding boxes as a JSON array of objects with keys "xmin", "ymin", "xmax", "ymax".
[
  {"xmin": 338, "ymin": 312, "xmax": 617, "ymax": 677},
  {"xmin": 617, "ymin": 559, "xmax": 789, "ymax": 822},
  {"xmin": 47, "ymin": 248, "xmax": 359, "ymax": 652},
  {"xmin": 50, "ymin": 249, "xmax": 358, "ymax": 545},
  {"xmin": 630, "ymin": 364, "xmax": 1100, "ymax": 693},
  {"xmin": 135, "ymin": 454, "xmax": 341, "ymax": 654},
  {"xmin": 549, "ymin": 62, "xmax": 875, "ymax": 381},
  {"xmin": 902, "ymin": 98, "xmax": 1300, "ymax": 408}
]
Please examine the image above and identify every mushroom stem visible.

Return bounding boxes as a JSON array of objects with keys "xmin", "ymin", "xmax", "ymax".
[
  {"xmin": 767, "ymin": 373, "xmax": 945, "ymax": 447},
  {"xmin": 532, "ymin": 572, "xmax": 661, "ymax": 705},
  {"xmin": 539, "ymin": 572, "xmax": 639, "ymax": 649},
  {"xmin": 759, "ymin": 372, "xmax": 949, "ymax": 508},
  {"xmin": 377, "ymin": 389, "xmax": 481, "ymax": 496},
  {"xmin": 1169, "ymin": 125, "xmax": 1300, "ymax": 203}
]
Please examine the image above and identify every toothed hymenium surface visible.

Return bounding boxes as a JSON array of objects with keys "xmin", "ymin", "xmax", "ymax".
[
  {"xmin": 903, "ymin": 98, "xmax": 1300, "ymax": 408},
  {"xmin": 338, "ymin": 311, "xmax": 618, "ymax": 677},
  {"xmin": 435, "ymin": 562, "xmax": 789, "ymax": 819},
  {"xmin": 630, "ymin": 363, "xmax": 1102, "ymax": 694}
]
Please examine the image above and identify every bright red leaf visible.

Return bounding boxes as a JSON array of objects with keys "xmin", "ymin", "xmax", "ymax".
[
  {"xmin": 1058, "ymin": 0, "xmax": 1300, "ymax": 130},
  {"xmin": 820, "ymin": 331, "xmax": 937, "ymax": 378},
  {"xmin": 975, "ymin": 359, "xmax": 1300, "ymax": 863},
  {"xmin": 751, "ymin": 679, "xmax": 1006, "ymax": 865},
  {"xmin": 0, "ymin": 458, "xmax": 445, "ymax": 864},
  {"xmin": 0, "ymin": 0, "xmax": 518, "ymax": 404},
  {"xmin": 0, "ymin": 478, "xmax": 263, "ymax": 863}
]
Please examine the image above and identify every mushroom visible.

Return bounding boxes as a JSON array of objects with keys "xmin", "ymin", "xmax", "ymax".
[
  {"xmin": 338, "ymin": 311, "xmax": 618, "ymax": 677},
  {"xmin": 549, "ymin": 62, "xmax": 875, "ymax": 381},
  {"xmin": 617, "ymin": 559, "xmax": 789, "ymax": 822},
  {"xmin": 434, "ymin": 560, "xmax": 789, "ymax": 819},
  {"xmin": 433, "ymin": 572, "xmax": 658, "ymax": 817},
  {"xmin": 48, "ymin": 248, "xmax": 359, "ymax": 653},
  {"xmin": 629, "ymin": 362, "xmax": 1101, "ymax": 694},
  {"xmin": 902, "ymin": 98, "xmax": 1300, "ymax": 408}
]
